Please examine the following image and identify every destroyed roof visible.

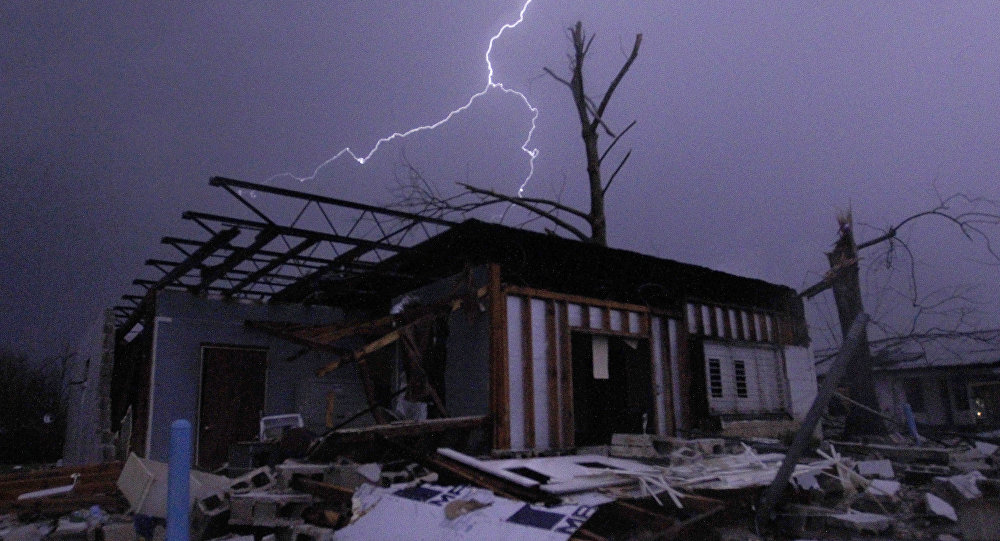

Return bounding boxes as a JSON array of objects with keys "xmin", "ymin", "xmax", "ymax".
[
  {"xmin": 116, "ymin": 176, "xmax": 800, "ymax": 337},
  {"xmin": 872, "ymin": 330, "xmax": 1000, "ymax": 372},
  {"xmin": 816, "ymin": 330, "xmax": 1000, "ymax": 374},
  {"xmin": 292, "ymin": 218, "xmax": 800, "ymax": 313}
]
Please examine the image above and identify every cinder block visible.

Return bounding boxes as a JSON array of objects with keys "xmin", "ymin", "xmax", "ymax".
[
  {"xmin": 229, "ymin": 492, "xmax": 313, "ymax": 527},
  {"xmin": 191, "ymin": 492, "xmax": 230, "ymax": 540},
  {"xmin": 229, "ymin": 467, "xmax": 276, "ymax": 494}
]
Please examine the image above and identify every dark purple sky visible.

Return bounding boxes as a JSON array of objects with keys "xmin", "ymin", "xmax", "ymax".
[{"xmin": 3, "ymin": 1, "xmax": 998, "ymax": 360}]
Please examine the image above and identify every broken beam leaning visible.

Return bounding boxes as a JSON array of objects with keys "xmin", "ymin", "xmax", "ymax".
[{"xmin": 756, "ymin": 312, "xmax": 869, "ymax": 524}]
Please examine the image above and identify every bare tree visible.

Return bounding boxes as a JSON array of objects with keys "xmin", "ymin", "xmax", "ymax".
[
  {"xmin": 803, "ymin": 191, "xmax": 1000, "ymax": 436},
  {"xmin": 396, "ymin": 22, "xmax": 642, "ymax": 246}
]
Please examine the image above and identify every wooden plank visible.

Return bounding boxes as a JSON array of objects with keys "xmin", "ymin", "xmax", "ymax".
[
  {"xmin": 559, "ymin": 302, "xmax": 575, "ymax": 448},
  {"xmin": 545, "ymin": 300, "xmax": 561, "ymax": 448},
  {"xmin": 505, "ymin": 285, "xmax": 652, "ymax": 315},
  {"xmin": 329, "ymin": 415, "xmax": 487, "ymax": 442},
  {"xmin": 290, "ymin": 477, "xmax": 353, "ymax": 506},
  {"xmin": 639, "ymin": 312, "xmax": 651, "ymax": 336},
  {"xmin": 580, "ymin": 302, "xmax": 591, "ymax": 329},
  {"xmin": 747, "ymin": 311, "xmax": 758, "ymax": 341},
  {"xmin": 567, "ymin": 326, "xmax": 647, "ymax": 339},
  {"xmin": 520, "ymin": 296, "xmax": 535, "ymax": 449},
  {"xmin": 0, "ymin": 462, "xmax": 121, "ymax": 485},
  {"xmin": 488, "ymin": 264, "xmax": 510, "ymax": 450},
  {"xmin": 721, "ymin": 307, "xmax": 732, "ymax": 339}
]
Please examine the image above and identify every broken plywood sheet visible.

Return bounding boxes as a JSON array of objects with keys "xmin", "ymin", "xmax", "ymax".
[{"xmin": 335, "ymin": 483, "xmax": 594, "ymax": 541}]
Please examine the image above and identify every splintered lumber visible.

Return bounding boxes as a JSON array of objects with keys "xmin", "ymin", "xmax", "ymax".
[
  {"xmin": 824, "ymin": 441, "xmax": 952, "ymax": 465},
  {"xmin": 289, "ymin": 477, "xmax": 353, "ymax": 506},
  {"xmin": 327, "ymin": 416, "xmax": 487, "ymax": 444},
  {"xmin": 0, "ymin": 461, "xmax": 126, "ymax": 515},
  {"xmin": 425, "ymin": 450, "xmax": 559, "ymax": 506},
  {"xmin": 315, "ymin": 286, "xmax": 487, "ymax": 377}
]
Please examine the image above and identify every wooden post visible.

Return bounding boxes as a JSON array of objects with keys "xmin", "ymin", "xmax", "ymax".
[{"xmin": 487, "ymin": 264, "xmax": 510, "ymax": 449}]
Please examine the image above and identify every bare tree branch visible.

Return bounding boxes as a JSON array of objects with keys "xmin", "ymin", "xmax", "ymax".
[
  {"xmin": 599, "ymin": 120, "xmax": 637, "ymax": 165},
  {"xmin": 602, "ymin": 149, "xmax": 631, "ymax": 195}
]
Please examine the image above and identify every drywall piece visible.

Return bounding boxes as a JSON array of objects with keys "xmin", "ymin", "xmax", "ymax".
[
  {"xmin": 855, "ymin": 459, "xmax": 894, "ymax": 480},
  {"xmin": 356, "ymin": 463, "xmax": 382, "ymax": 484},
  {"xmin": 337, "ymin": 482, "xmax": 593, "ymax": 541},
  {"xmin": 975, "ymin": 441, "xmax": 999, "ymax": 457},
  {"xmin": 926, "ymin": 493, "xmax": 958, "ymax": 522},
  {"xmin": 866, "ymin": 479, "xmax": 902, "ymax": 498},
  {"xmin": 935, "ymin": 471, "xmax": 986, "ymax": 501},
  {"xmin": 828, "ymin": 511, "xmax": 891, "ymax": 534},
  {"xmin": 792, "ymin": 471, "xmax": 820, "ymax": 491}
]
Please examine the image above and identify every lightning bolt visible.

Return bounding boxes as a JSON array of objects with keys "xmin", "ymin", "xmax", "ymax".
[{"xmin": 270, "ymin": 0, "xmax": 539, "ymax": 197}]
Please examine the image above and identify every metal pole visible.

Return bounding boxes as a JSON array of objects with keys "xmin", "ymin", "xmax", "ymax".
[
  {"xmin": 166, "ymin": 419, "xmax": 191, "ymax": 541},
  {"xmin": 756, "ymin": 312, "xmax": 869, "ymax": 525}
]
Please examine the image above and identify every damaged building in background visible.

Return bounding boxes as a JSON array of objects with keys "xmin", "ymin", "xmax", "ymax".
[
  {"xmin": 873, "ymin": 331, "xmax": 1000, "ymax": 431},
  {"xmin": 63, "ymin": 176, "xmax": 818, "ymax": 468}
]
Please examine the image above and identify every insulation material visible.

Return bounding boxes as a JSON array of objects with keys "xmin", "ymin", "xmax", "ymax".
[
  {"xmin": 506, "ymin": 296, "xmax": 525, "ymax": 450},
  {"xmin": 336, "ymin": 483, "xmax": 595, "ymax": 541},
  {"xmin": 530, "ymin": 299, "xmax": 550, "ymax": 449},
  {"xmin": 609, "ymin": 310, "xmax": 623, "ymax": 332},
  {"xmin": 592, "ymin": 335, "xmax": 609, "ymax": 380}
]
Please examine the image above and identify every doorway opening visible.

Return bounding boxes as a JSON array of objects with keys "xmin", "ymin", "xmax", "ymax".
[{"xmin": 571, "ymin": 332, "xmax": 652, "ymax": 446}]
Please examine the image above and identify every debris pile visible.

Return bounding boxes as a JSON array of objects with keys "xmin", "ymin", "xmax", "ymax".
[{"xmin": 2, "ymin": 432, "xmax": 999, "ymax": 539}]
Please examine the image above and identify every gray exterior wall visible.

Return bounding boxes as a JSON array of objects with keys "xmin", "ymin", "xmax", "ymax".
[
  {"xmin": 63, "ymin": 310, "xmax": 115, "ymax": 465},
  {"xmin": 394, "ymin": 266, "xmax": 491, "ymax": 418},
  {"xmin": 146, "ymin": 290, "xmax": 349, "ymax": 461}
]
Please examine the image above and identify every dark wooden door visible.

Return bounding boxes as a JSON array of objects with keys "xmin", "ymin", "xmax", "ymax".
[{"xmin": 198, "ymin": 346, "xmax": 267, "ymax": 469}]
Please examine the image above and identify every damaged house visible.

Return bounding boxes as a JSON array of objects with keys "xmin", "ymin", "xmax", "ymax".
[
  {"xmin": 64, "ymin": 177, "xmax": 818, "ymax": 467},
  {"xmin": 868, "ymin": 331, "xmax": 1000, "ymax": 430}
]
